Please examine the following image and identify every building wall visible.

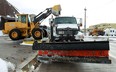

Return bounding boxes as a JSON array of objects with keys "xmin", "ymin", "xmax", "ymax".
[{"xmin": 104, "ymin": 28, "xmax": 116, "ymax": 36}]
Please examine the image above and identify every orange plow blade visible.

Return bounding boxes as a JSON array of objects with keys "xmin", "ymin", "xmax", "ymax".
[
  {"xmin": 38, "ymin": 50, "xmax": 109, "ymax": 57},
  {"xmin": 32, "ymin": 41, "xmax": 111, "ymax": 64}
]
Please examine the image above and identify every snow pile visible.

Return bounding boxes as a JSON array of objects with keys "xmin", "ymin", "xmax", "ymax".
[{"xmin": 0, "ymin": 58, "xmax": 15, "ymax": 72}]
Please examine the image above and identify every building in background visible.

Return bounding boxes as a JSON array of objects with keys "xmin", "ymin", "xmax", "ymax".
[
  {"xmin": 0, "ymin": 0, "xmax": 19, "ymax": 30},
  {"xmin": 104, "ymin": 28, "xmax": 116, "ymax": 36},
  {"xmin": 0, "ymin": 0, "xmax": 19, "ymax": 17}
]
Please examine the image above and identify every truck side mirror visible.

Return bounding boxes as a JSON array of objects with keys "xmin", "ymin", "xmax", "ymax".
[
  {"xmin": 80, "ymin": 23, "xmax": 82, "ymax": 27},
  {"xmin": 77, "ymin": 18, "xmax": 82, "ymax": 27},
  {"xmin": 80, "ymin": 18, "xmax": 82, "ymax": 27}
]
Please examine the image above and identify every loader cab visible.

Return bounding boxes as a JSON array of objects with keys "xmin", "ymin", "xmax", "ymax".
[{"xmin": 17, "ymin": 14, "xmax": 31, "ymax": 27}]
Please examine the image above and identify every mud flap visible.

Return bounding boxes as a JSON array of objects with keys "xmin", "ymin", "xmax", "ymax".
[{"xmin": 32, "ymin": 41, "xmax": 109, "ymax": 50}]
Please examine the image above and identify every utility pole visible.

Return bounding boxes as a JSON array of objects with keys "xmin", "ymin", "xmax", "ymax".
[{"xmin": 84, "ymin": 7, "xmax": 87, "ymax": 36}]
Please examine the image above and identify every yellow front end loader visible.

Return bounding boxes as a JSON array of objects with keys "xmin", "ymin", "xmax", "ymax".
[{"xmin": 0, "ymin": 5, "xmax": 61, "ymax": 40}]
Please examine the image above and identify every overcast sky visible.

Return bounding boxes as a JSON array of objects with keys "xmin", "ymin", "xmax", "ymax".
[{"xmin": 7, "ymin": 0, "xmax": 116, "ymax": 28}]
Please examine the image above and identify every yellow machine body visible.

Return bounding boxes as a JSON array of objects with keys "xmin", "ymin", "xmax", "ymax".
[
  {"xmin": 2, "ymin": 14, "xmax": 35, "ymax": 37},
  {"xmin": 1, "ymin": 5, "xmax": 61, "ymax": 40}
]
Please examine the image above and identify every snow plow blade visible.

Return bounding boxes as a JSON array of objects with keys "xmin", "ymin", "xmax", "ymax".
[
  {"xmin": 32, "ymin": 41, "xmax": 109, "ymax": 50},
  {"xmin": 32, "ymin": 41, "xmax": 111, "ymax": 64}
]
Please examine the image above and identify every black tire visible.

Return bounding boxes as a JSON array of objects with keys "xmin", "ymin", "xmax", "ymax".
[
  {"xmin": 32, "ymin": 28, "xmax": 42, "ymax": 40},
  {"xmin": 9, "ymin": 29, "xmax": 21, "ymax": 40},
  {"xmin": 42, "ymin": 29, "xmax": 48, "ymax": 37}
]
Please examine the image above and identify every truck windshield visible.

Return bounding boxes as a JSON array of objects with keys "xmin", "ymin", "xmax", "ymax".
[{"xmin": 54, "ymin": 17, "xmax": 77, "ymax": 24}]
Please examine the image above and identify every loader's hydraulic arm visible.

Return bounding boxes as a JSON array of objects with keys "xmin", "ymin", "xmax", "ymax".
[
  {"xmin": 33, "ymin": 8, "xmax": 52, "ymax": 24},
  {"xmin": 33, "ymin": 5, "xmax": 61, "ymax": 25}
]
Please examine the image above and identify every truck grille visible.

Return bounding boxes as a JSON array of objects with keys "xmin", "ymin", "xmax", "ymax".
[{"xmin": 57, "ymin": 28, "xmax": 77, "ymax": 35}]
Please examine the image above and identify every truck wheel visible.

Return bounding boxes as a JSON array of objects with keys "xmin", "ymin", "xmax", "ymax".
[
  {"xmin": 32, "ymin": 28, "xmax": 42, "ymax": 40},
  {"xmin": 9, "ymin": 29, "xmax": 21, "ymax": 40}
]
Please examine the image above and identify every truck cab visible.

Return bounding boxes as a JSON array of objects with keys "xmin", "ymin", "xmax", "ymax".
[{"xmin": 50, "ymin": 16, "xmax": 84, "ymax": 41}]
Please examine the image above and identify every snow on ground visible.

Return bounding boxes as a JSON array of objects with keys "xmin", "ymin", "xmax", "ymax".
[
  {"xmin": 0, "ymin": 31, "xmax": 3, "ymax": 36},
  {"xmin": 0, "ymin": 58, "xmax": 15, "ymax": 72},
  {"xmin": 0, "ymin": 31, "xmax": 8, "ymax": 36},
  {"xmin": 84, "ymin": 36, "xmax": 116, "ymax": 41}
]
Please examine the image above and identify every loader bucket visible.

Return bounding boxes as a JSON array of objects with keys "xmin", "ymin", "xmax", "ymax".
[{"xmin": 52, "ymin": 5, "xmax": 61, "ymax": 16}]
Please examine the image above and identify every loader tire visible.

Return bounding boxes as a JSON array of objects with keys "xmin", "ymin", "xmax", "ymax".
[
  {"xmin": 32, "ymin": 28, "xmax": 42, "ymax": 40},
  {"xmin": 9, "ymin": 29, "xmax": 21, "ymax": 40}
]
